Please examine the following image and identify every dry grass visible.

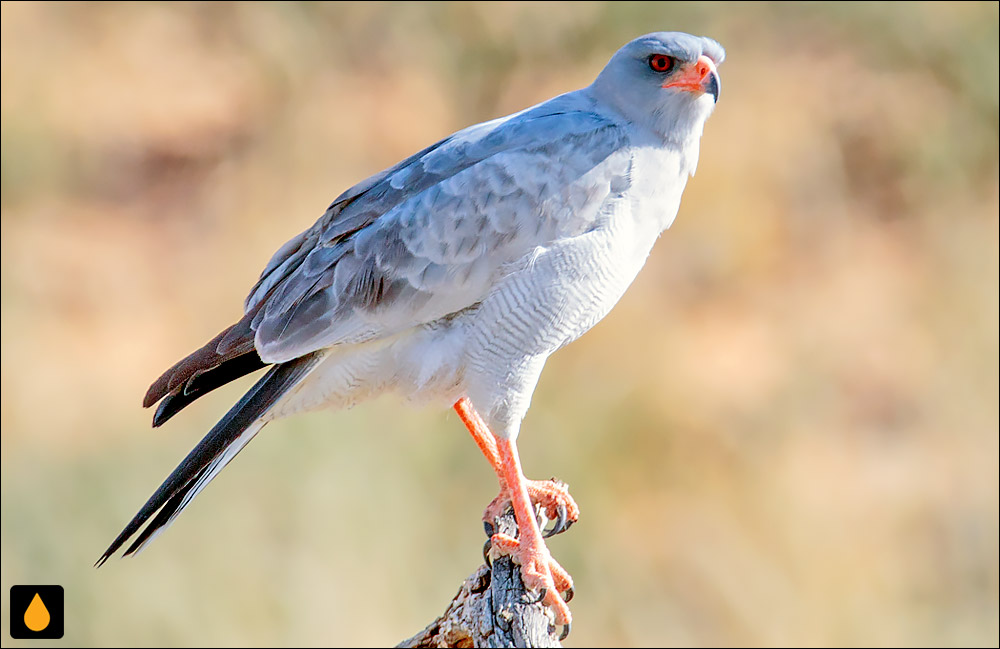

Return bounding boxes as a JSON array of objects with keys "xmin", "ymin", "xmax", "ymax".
[{"xmin": 2, "ymin": 2, "xmax": 997, "ymax": 646}]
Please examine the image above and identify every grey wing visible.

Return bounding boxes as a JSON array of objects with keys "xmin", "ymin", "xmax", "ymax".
[{"xmin": 243, "ymin": 104, "xmax": 630, "ymax": 363}]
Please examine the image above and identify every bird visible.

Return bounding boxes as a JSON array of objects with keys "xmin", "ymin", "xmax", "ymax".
[{"xmin": 98, "ymin": 31, "xmax": 725, "ymax": 632}]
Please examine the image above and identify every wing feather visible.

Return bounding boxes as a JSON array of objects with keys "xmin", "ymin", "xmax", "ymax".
[{"xmin": 248, "ymin": 100, "xmax": 630, "ymax": 362}]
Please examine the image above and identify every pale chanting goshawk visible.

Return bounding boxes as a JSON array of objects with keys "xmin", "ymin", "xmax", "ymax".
[{"xmin": 99, "ymin": 31, "xmax": 725, "ymax": 632}]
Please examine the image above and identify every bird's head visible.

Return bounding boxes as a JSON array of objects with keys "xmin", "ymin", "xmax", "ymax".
[{"xmin": 591, "ymin": 32, "xmax": 725, "ymax": 144}]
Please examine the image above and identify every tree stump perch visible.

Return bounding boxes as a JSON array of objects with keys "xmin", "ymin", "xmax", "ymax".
[{"xmin": 398, "ymin": 508, "xmax": 567, "ymax": 648}]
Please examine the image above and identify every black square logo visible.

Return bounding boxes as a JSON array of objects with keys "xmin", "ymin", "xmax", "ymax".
[{"xmin": 9, "ymin": 585, "xmax": 64, "ymax": 639}]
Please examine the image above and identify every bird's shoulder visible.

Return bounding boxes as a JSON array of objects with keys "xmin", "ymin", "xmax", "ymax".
[
  {"xmin": 246, "ymin": 91, "xmax": 627, "ymax": 300},
  {"xmin": 240, "ymin": 90, "xmax": 635, "ymax": 362}
]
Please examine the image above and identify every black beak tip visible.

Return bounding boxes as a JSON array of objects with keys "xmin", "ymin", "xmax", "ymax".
[{"xmin": 705, "ymin": 71, "xmax": 720, "ymax": 102}]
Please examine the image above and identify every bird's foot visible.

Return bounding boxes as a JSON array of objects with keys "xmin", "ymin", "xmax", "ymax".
[
  {"xmin": 484, "ymin": 478, "xmax": 579, "ymax": 538},
  {"xmin": 489, "ymin": 530, "xmax": 574, "ymax": 633}
]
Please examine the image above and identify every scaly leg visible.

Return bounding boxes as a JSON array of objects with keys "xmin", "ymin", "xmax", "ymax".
[
  {"xmin": 454, "ymin": 398, "xmax": 579, "ymax": 537},
  {"xmin": 453, "ymin": 398, "xmax": 575, "ymax": 627}
]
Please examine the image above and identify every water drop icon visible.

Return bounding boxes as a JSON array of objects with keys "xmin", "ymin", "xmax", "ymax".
[{"xmin": 24, "ymin": 592, "xmax": 50, "ymax": 632}]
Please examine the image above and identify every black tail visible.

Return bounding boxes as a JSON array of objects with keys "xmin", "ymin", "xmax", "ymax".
[{"xmin": 96, "ymin": 353, "xmax": 320, "ymax": 566}]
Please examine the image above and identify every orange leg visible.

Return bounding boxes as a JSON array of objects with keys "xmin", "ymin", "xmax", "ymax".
[
  {"xmin": 454, "ymin": 397, "xmax": 503, "ymax": 479},
  {"xmin": 454, "ymin": 398, "xmax": 579, "ymax": 535},
  {"xmin": 453, "ymin": 398, "xmax": 575, "ymax": 626}
]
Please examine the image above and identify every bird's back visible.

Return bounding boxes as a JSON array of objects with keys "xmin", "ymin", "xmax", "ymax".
[{"xmin": 245, "ymin": 91, "xmax": 633, "ymax": 365}]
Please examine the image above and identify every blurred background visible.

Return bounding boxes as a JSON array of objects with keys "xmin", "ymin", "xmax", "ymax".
[{"xmin": 2, "ymin": 2, "xmax": 997, "ymax": 647}]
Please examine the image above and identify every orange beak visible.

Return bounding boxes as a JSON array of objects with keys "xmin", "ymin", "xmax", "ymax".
[{"xmin": 663, "ymin": 55, "xmax": 720, "ymax": 101}]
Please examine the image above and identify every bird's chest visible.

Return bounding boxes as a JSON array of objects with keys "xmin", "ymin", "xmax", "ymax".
[
  {"xmin": 624, "ymin": 143, "xmax": 695, "ymax": 238},
  {"xmin": 547, "ymin": 145, "xmax": 696, "ymax": 336},
  {"xmin": 452, "ymin": 143, "xmax": 699, "ymax": 361},
  {"xmin": 577, "ymin": 144, "xmax": 692, "ymax": 278}
]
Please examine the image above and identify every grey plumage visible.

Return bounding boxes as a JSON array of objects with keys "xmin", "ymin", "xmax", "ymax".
[
  {"xmin": 249, "ymin": 108, "xmax": 628, "ymax": 363},
  {"xmin": 100, "ymin": 31, "xmax": 724, "ymax": 565}
]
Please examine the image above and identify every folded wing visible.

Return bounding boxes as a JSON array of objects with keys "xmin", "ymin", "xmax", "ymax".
[
  {"xmin": 144, "ymin": 101, "xmax": 628, "ymax": 422},
  {"xmin": 246, "ymin": 104, "xmax": 629, "ymax": 363}
]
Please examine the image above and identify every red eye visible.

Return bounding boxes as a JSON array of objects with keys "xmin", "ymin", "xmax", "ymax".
[{"xmin": 648, "ymin": 54, "xmax": 674, "ymax": 73}]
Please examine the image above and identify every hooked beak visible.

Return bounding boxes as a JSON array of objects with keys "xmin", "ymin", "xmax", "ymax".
[{"xmin": 663, "ymin": 55, "xmax": 720, "ymax": 102}]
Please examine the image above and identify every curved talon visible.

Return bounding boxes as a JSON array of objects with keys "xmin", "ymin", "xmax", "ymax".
[
  {"xmin": 562, "ymin": 586, "xmax": 574, "ymax": 603},
  {"xmin": 483, "ymin": 539, "xmax": 493, "ymax": 568},
  {"xmin": 543, "ymin": 502, "xmax": 568, "ymax": 538},
  {"xmin": 528, "ymin": 587, "xmax": 547, "ymax": 605},
  {"xmin": 559, "ymin": 621, "xmax": 572, "ymax": 641},
  {"xmin": 484, "ymin": 520, "xmax": 495, "ymax": 537},
  {"xmin": 555, "ymin": 502, "xmax": 568, "ymax": 533}
]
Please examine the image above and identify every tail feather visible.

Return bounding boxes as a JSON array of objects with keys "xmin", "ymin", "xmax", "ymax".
[
  {"xmin": 152, "ymin": 353, "xmax": 268, "ymax": 427},
  {"xmin": 144, "ymin": 311, "xmax": 268, "ymax": 428},
  {"xmin": 122, "ymin": 465, "xmax": 208, "ymax": 557},
  {"xmin": 97, "ymin": 353, "xmax": 320, "ymax": 567},
  {"xmin": 123, "ymin": 421, "xmax": 261, "ymax": 557},
  {"xmin": 144, "ymin": 313, "xmax": 257, "ymax": 409}
]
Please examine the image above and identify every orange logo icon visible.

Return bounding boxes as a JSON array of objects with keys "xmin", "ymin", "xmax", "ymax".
[
  {"xmin": 24, "ymin": 593, "xmax": 51, "ymax": 632},
  {"xmin": 9, "ymin": 585, "xmax": 63, "ymax": 639}
]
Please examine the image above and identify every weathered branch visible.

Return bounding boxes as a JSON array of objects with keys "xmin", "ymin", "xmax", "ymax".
[{"xmin": 398, "ymin": 510, "xmax": 565, "ymax": 648}]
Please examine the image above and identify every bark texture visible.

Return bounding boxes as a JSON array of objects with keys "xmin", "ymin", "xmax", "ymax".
[{"xmin": 398, "ymin": 510, "xmax": 564, "ymax": 648}]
